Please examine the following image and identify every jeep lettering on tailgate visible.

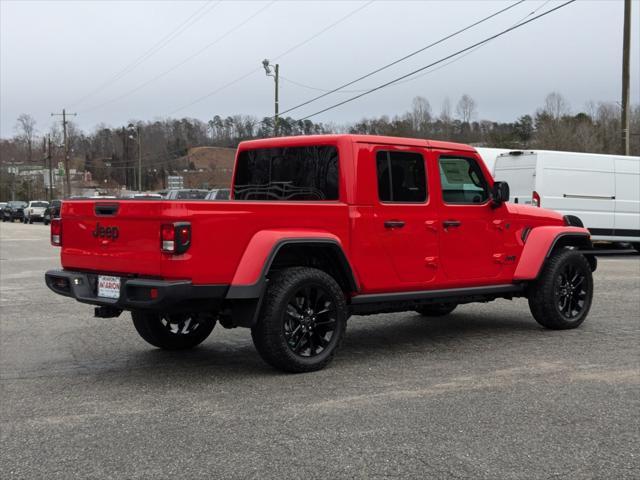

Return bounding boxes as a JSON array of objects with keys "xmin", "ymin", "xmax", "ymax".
[
  {"xmin": 45, "ymin": 134, "xmax": 596, "ymax": 373},
  {"xmin": 92, "ymin": 223, "xmax": 119, "ymax": 240}
]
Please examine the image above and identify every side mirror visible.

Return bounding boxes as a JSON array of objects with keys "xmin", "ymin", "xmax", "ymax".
[{"xmin": 491, "ymin": 181, "xmax": 510, "ymax": 207}]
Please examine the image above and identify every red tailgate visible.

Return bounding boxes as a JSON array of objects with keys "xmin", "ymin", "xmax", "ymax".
[{"xmin": 60, "ymin": 200, "xmax": 165, "ymax": 277}]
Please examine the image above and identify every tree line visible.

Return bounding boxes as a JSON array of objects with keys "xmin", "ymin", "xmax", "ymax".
[{"xmin": 1, "ymin": 92, "xmax": 638, "ymax": 200}]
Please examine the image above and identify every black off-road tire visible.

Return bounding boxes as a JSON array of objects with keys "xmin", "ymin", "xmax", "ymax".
[
  {"xmin": 131, "ymin": 311, "xmax": 215, "ymax": 350},
  {"xmin": 528, "ymin": 249, "xmax": 593, "ymax": 330},
  {"xmin": 251, "ymin": 267, "xmax": 348, "ymax": 373},
  {"xmin": 415, "ymin": 303, "xmax": 457, "ymax": 317}
]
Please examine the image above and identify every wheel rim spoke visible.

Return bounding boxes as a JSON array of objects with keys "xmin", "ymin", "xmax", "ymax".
[
  {"xmin": 556, "ymin": 262, "xmax": 588, "ymax": 319},
  {"xmin": 283, "ymin": 283, "xmax": 337, "ymax": 358}
]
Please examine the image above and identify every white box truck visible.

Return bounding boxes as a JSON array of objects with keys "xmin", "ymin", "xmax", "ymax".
[{"xmin": 494, "ymin": 150, "xmax": 640, "ymax": 248}]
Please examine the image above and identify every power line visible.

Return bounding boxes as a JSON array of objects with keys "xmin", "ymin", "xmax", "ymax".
[
  {"xmin": 276, "ymin": 1, "xmax": 549, "ymax": 99},
  {"xmin": 389, "ymin": 0, "xmax": 552, "ymax": 88},
  {"xmin": 279, "ymin": 75, "xmax": 369, "ymax": 94},
  {"xmin": 81, "ymin": 1, "xmax": 276, "ymax": 114},
  {"xmin": 278, "ymin": 0, "xmax": 527, "ymax": 117},
  {"xmin": 295, "ymin": 0, "xmax": 576, "ymax": 121},
  {"xmin": 167, "ymin": 0, "xmax": 375, "ymax": 116},
  {"xmin": 71, "ymin": 1, "xmax": 220, "ymax": 108}
]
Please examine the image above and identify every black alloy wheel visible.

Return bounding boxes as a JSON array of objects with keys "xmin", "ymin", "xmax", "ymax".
[
  {"xmin": 283, "ymin": 284, "xmax": 338, "ymax": 358},
  {"xmin": 555, "ymin": 262, "xmax": 588, "ymax": 319},
  {"xmin": 251, "ymin": 267, "xmax": 348, "ymax": 373},
  {"xmin": 528, "ymin": 249, "xmax": 593, "ymax": 330},
  {"xmin": 132, "ymin": 311, "xmax": 216, "ymax": 350}
]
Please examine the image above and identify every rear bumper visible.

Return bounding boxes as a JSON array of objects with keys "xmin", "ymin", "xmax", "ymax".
[{"xmin": 45, "ymin": 269, "xmax": 228, "ymax": 312}]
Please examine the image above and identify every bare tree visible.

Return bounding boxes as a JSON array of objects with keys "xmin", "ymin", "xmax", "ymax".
[
  {"xmin": 439, "ymin": 97, "xmax": 452, "ymax": 123},
  {"xmin": 456, "ymin": 94, "xmax": 477, "ymax": 124},
  {"xmin": 543, "ymin": 92, "xmax": 570, "ymax": 119},
  {"xmin": 410, "ymin": 96, "xmax": 432, "ymax": 133},
  {"xmin": 15, "ymin": 113, "xmax": 37, "ymax": 162}
]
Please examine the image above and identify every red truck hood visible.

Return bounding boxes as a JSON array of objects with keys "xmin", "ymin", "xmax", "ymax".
[{"xmin": 506, "ymin": 203, "xmax": 564, "ymax": 225}]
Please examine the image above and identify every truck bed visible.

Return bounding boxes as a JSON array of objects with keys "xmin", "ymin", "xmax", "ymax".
[{"xmin": 60, "ymin": 200, "xmax": 349, "ymax": 284}]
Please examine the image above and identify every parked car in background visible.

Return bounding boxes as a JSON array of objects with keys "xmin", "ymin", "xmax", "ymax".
[
  {"xmin": 2, "ymin": 201, "xmax": 27, "ymax": 222},
  {"xmin": 0, "ymin": 202, "xmax": 6, "ymax": 210},
  {"xmin": 43, "ymin": 200, "xmax": 62, "ymax": 225},
  {"xmin": 132, "ymin": 193, "xmax": 163, "ymax": 199},
  {"xmin": 164, "ymin": 189, "xmax": 208, "ymax": 200},
  {"xmin": 494, "ymin": 150, "xmax": 640, "ymax": 249},
  {"xmin": 24, "ymin": 200, "xmax": 49, "ymax": 224},
  {"xmin": 205, "ymin": 188, "xmax": 231, "ymax": 200}
]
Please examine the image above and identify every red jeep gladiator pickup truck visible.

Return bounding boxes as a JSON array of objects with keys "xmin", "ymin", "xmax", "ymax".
[{"xmin": 46, "ymin": 134, "xmax": 596, "ymax": 372}]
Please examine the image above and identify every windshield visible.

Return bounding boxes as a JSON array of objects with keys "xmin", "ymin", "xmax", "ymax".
[
  {"xmin": 31, "ymin": 202, "xmax": 49, "ymax": 208},
  {"xmin": 9, "ymin": 201, "xmax": 27, "ymax": 207},
  {"xmin": 234, "ymin": 145, "xmax": 339, "ymax": 201}
]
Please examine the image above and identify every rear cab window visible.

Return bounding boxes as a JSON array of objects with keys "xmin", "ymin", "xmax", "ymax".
[
  {"xmin": 234, "ymin": 145, "xmax": 339, "ymax": 201},
  {"xmin": 439, "ymin": 156, "xmax": 489, "ymax": 204},
  {"xmin": 376, "ymin": 151, "xmax": 427, "ymax": 203}
]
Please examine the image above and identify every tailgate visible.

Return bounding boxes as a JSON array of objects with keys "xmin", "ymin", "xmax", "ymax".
[{"xmin": 60, "ymin": 200, "xmax": 166, "ymax": 277}]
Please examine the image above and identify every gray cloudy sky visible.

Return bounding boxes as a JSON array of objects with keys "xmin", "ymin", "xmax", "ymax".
[{"xmin": 1, "ymin": 0, "xmax": 638, "ymax": 138}]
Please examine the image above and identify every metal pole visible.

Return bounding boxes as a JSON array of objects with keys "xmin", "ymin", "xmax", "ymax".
[
  {"xmin": 63, "ymin": 109, "xmax": 70, "ymax": 197},
  {"xmin": 274, "ymin": 63, "xmax": 279, "ymax": 136},
  {"xmin": 138, "ymin": 126, "xmax": 142, "ymax": 191},
  {"xmin": 51, "ymin": 109, "xmax": 76, "ymax": 197},
  {"xmin": 47, "ymin": 135, "xmax": 53, "ymax": 201},
  {"xmin": 621, "ymin": 0, "xmax": 631, "ymax": 155}
]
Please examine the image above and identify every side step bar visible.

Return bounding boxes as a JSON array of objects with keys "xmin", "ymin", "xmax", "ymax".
[{"xmin": 351, "ymin": 284, "xmax": 525, "ymax": 305}]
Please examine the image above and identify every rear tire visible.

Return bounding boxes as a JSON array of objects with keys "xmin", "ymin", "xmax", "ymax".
[
  {"xmin": 132, "ymin": 311, "xmax": 215, "ymax": 350},
  {"xmin": 251, "ymin": 267, "xmax": 347, "ymax": 373},
  {"xmin": 528, "ymin": 249, "xmax": 593, "ymax": 330},
  {"xmin": 415, "ymin": 303, "xmax": 457, "ymax": 317}
]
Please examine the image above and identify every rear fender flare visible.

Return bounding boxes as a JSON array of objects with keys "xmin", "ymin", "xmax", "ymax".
[
  {"xmin": 224, "ymin": 230, "xmax": 357, "ymax": 327},
  {"xmin": 513, "ymin": 226, "xmax": 592, "ymax": 280}
]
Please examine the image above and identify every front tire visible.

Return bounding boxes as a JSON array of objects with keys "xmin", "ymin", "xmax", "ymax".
[
  {"xmin": 528, "ymin": 249, "xmax": 593, "ymax": 330},
  {"xmin": 415, "ymin": 303, "xmax": 457, "ymax": 317},
  {"xmin": 132, "ymin": 311, "xmax": 215, "ymax": 350},
  {"xmin": 251, "ymin": 267, "xmax": 348, "ymax": 373}
]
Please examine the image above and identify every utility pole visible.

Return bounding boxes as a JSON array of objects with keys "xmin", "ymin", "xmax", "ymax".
[
  {"xmin": 46, "ymin": 135, "xmax": 53, "ymax": 201},
  {"xmin": 137, "ymin": 126, "xmax": 142, "ymax": 191},
  {"xmin": 51, "ymin": 109, "xmax": 77, "ymax": 197},
  {"xmin": 621, "ymin": 0, "xmax": 631, "ymax": 155},
  {"xmin": 121, "ymin": 127, "xmax": 129, "ymax": 189},
  {"xmin": 262, "ymin": 59, "xmax": 280, "ymax": 136}
]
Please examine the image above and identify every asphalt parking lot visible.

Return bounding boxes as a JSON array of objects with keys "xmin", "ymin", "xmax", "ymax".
[{"xmin": 1, "ymin": 221, "xmax": 639, "ymax": 479}]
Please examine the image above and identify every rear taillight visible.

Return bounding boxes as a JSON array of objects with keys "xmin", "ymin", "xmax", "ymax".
[
  {"xmin": 160, "ymin": 222, "xmax": 191, "ymax": 254},
  {"xmin": 51, "ymin": 219, "xmax": 62, "ymax": 246},
  {"xmin": 532, "ymin": 191, "xmax": 541, "ymax": 207}
]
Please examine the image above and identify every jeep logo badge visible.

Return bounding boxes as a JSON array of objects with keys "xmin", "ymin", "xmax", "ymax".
[{"xmin": 93, "ymin": 222, "xmax": 119, "ymax": 240}]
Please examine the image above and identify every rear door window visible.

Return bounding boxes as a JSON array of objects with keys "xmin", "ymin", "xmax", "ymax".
[
  {"xmin": 376, "ymin": 151, "xmax": 427, "ymax": 203},
  {"xmin": 234, "ymin": 146, "xmax": 338, "ymax": 201},
  {"xmin": 439, "ymin": 156, "xmax": 489, "ymax": 204}
]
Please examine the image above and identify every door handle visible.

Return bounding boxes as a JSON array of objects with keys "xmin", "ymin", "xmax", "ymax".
[
  {"xmin": 384, "ymin": 220, "xmax": 405, "ymax": 229},
  {"xmin": 443, "ymin": 220, "xmax": 461, "ymax": 228}
]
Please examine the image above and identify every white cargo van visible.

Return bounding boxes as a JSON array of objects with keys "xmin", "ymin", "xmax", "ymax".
[
  {"xmin": 474, "ymin": 147, "xmax": 513, "ymax": 172},
  {"xmin": 494, "ymin": 150, "xmax": 640, "ymax": 246}
]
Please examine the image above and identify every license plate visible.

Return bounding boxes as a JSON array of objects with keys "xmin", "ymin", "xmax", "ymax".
[{"xmin": 98, "ymin": 275, "xmax": 121, "ymax": 299}]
